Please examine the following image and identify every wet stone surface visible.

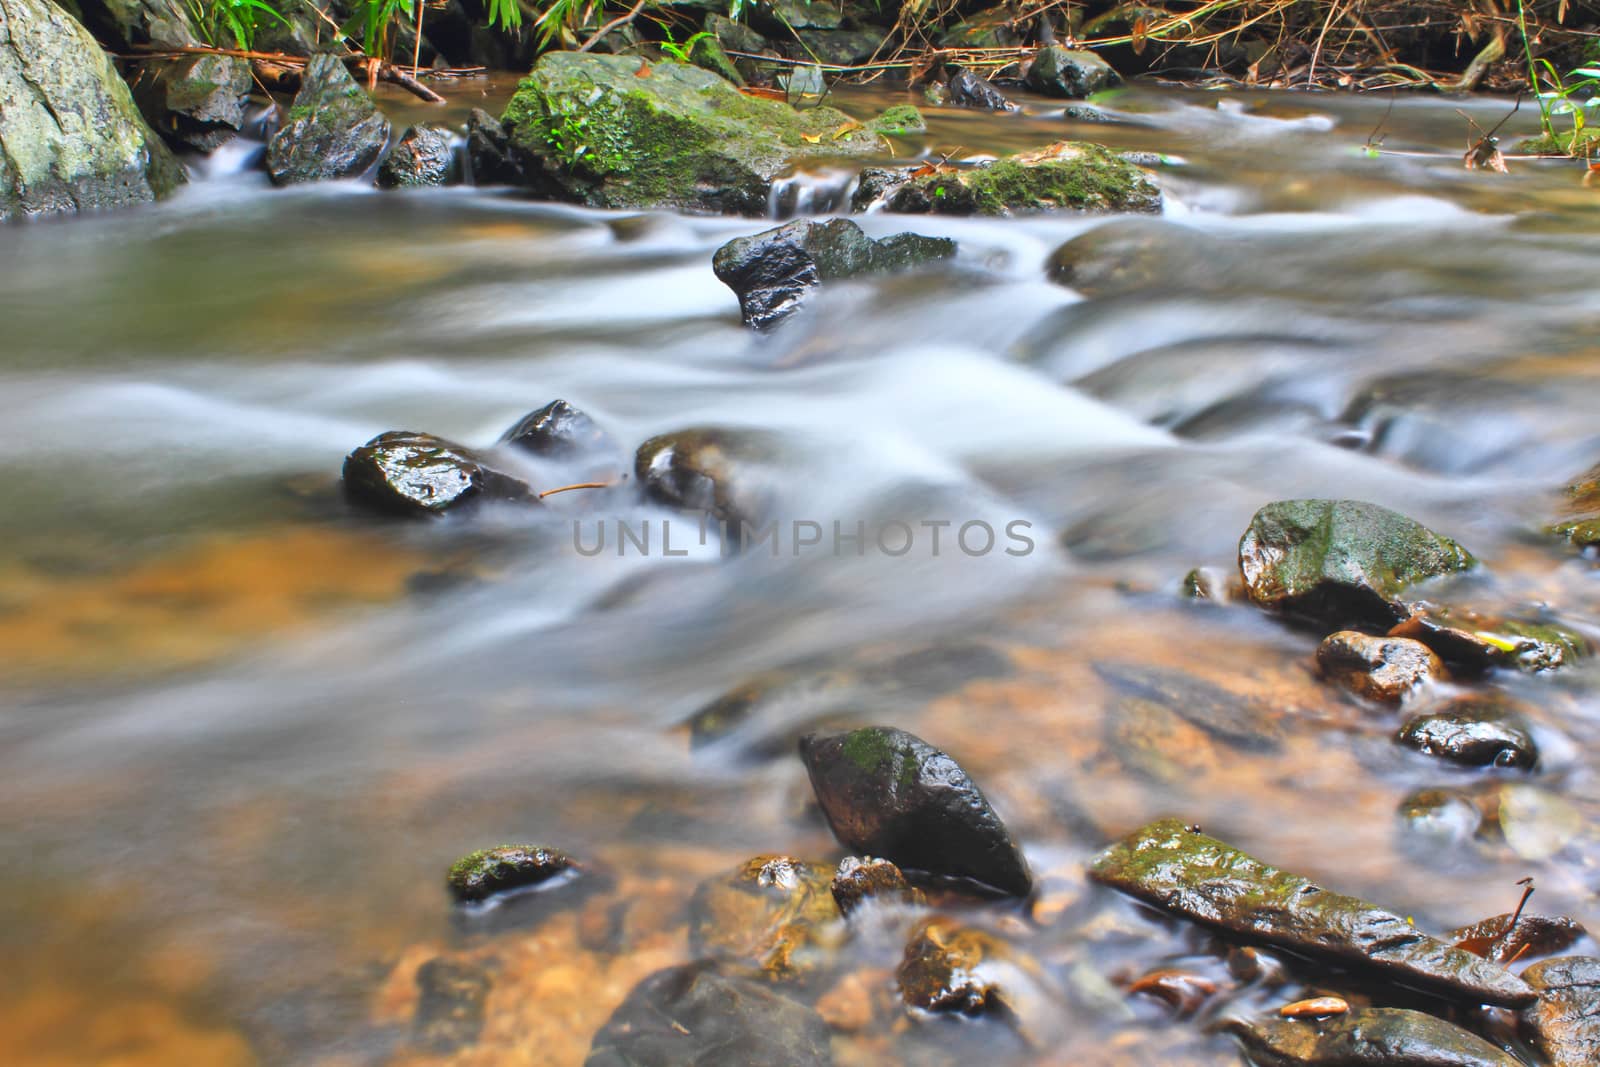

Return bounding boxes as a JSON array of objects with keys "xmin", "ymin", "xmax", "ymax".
[
  {"xmin": 1316, "ymin": 631, "xmax": 1442, "ymax": 704},
  {"xmin": 830, "ymin": 855, "xmax": 921, "ymax": 915},
  {"xmin": 688, "ymin": 855, "xmax": 841, "ymax": 980},
  {"xmin": 1396, "ymin": 703, "xmax": 1539, "ymax": 770},
  {"xmin": 412, "ymin": 956, "xmax": 491, "ymax": 1053},
  {"xmin": 446, "ymin": 845, "xmax": 578, "ymax": 903},
  {"xmin": 343, "ymin": 431, "xmax": 534, "ymax": 518},
  {"xmin": 1521, "ymin": 956, "xmax": 1600, "ymax": 1067},
  {"xmin": 1227, "ymin": 1007, "xmax": 1521, "ymax": 1066}
]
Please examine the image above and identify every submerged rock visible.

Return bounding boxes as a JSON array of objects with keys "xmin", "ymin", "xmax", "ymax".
[
  {"xmin": 1552, "ymin": 462, "xmax": 1600, "ymax": 550},
  {"xmin": 446, "ymin": 845, "xmax": 577, "ymax": 903},
  {"xmin": 413, "ymin": 957, "xmax": 491, "ymax": 1053},
  {"xmin": 500, "ymin": 52, "xmax": 885, "ymax": 215},
  {"xmin": 585, "ymin": 961, "xmax": 833, "ymax": 1066},
  {"xmin": 133, "ymin": 53, "xmax": 253, "ymax": 153},
  {"xmin": 831, "ymin": 856, "xmax": 921, "ymax": 915},
  {"xmin": 1046, "ymin": 217, "xmax": 1204, "ymax": 297},
  {"xmin": 1088, "ymin": 818, "xmax": 1534, "ymax": 1007},
  {"xmin": 1397, "ymin": 787, "xmax": 1483, "ymax": 847},
  {"xmin": 1521, "ymin": 956, "xmax": 1600, "ymax": 1067},
  {"xmin": 712, "ymin": 218, "xmax": 956, "ymax": 329},
  {"xmin": 1237, "ymin": 499, "xmax": 1476, "ymax": 628},
  {"xmin": 1025, "ymin": 47, "xmax": 1120, "ymax": 98},
  {"xmin": 1227, "ymin": 1007, "xmax": 1520, "ymax": 1066},
  {"xmin": 865, "ymin": 142, "xmax": 1162, "ymax": 217},
  {"xmin": 1316, "ymin": 631, "xmax": 1442, "ymax": 704},
  {"xmin": 1396, "ymin": 702, "xmax": 1538, "ymax": 770},
  {"xmin": 343, "ymin": 431, "xmax": 534, "ymax": 518},
  {"xmin": 688, "ymin": 855, "xmax": 840, "ymax": 980},
  {"xmin": 798, "ymin": 726, "xmax": 1033, "ymax": 897},
  {"xmin": 378, "ymin": 124, "xmax": 457, "ymax": 188},
  {"xmin": 499, "ymin": 399, "xmax": 613, "ymax": 458},
  {"xmin": 266, "ymin": 52, "xmax": 391, "ymax": 185},
  {"xmin": 897, "ymin": 916, "xmax": 1008, "ymax": 1016},
  {"xmin": 634, "ymin": 426, "xmax": 779, "ymax": 532},
  {"xmin": 0, "ymin": 0, "xmax": 184, "ymax": 221}
]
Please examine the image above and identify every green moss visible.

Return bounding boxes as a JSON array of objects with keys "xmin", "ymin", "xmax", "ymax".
[
  {"xmin": 842, "ymin": 727, "xmax": 896, "ymax": 774},
  {"xmin": 1518, "ymin": 128, "xmax": 1600, "ymax": 156},
  {"xmin": 964, "ymin": 151, "xmax": 1145, "ymax": 215},
  {"xmin": 870, "ymin": 104, "xmax": 926, "ymax": 137}
]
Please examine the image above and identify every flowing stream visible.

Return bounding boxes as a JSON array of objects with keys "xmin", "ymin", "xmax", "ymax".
[{"xmin": 4, "ymin": 81, "xmax": 1600, "ymax": 1066}]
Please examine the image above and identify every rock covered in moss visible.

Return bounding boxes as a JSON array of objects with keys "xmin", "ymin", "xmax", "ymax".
[
  {"xmin": 798, "ymin": 726, "xmax": 1033, "ymax": 897},
  {"xmin": 831, "ymin": 856, "xmax": 921, "ymax": 914},
  {"xmin": 1089, "ymin": 818, "xmax": 1534, "ymax": 1007},
  {"xmin": 378, "ymin": 124, "xmax": 457, "ymax": 188},
  {"xmin": 1025, "ymin": 47, "xmax": 1120, "ymax": 99},
  {"xmin": 1521, "ymin": 956, "xmax": 1600, "ymax": 1067},
  {"xmin": 1226, "ymin": 1007, "xmax": 1521, "ymax": 1066},
  {"xmin": 687, "ymin": 30, "xmax": 744, "ymax": 86},
  {"xmin": 863, "ymin": 142, "xmax": 1161, "ymax": 217},
  {"xmin": 267, "ymin": 52, "xmax": 391, "ymax": 185},
  {"xmin": 1553, "ymin": 462, "xmax": 1600, "ymax": 549},
  {"xmin": 1237, "ymin": 499, "xmax": 1476, "ymax": 627},
  {"xmin": 1396, "ymin": 701, "xmax": 1538, "ymax": 770},
  {"xmin": 500, "ymin": 52, "xmax": 886, "ymax": 215},
  {"xmin": 586, "ymin": 961, "xmax": 834, "ymax": 1066},
  {"xmin": 446, "ymin": 845, "xmax": 577, "ymax": 903},
  {"xmin": 869, "ymin": 104, "xmax": 927, "ymax": 136},
  {"xmin": 1316, "ymin": 631, "xmax": 1442, "ymax": 704},
  {"xmin": 343, "ymin": 431, "xmax": 534, "ymax": 518},
  {"xmin": 133, "ymin": 53, "xmax": 253, "ymax": 153},
  {"xmin": 0, "ymin": 0, "xmax": 184, "ymax": 221},
  {"xmin": 713, "ymin": 218, "xmax": 955, "ymax": 329},
  {"xmin": 689, "ymin": 856, "xmax": 841, "ymax": 980}
]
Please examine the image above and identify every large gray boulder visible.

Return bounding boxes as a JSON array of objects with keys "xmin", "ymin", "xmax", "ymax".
[
  {"xmin": 266, "ymin": 52, "xmax": 392, "ymax": 185},
  {"xmin": 0, "ymin": 0, "xmax": 184, "ymax": 220}
]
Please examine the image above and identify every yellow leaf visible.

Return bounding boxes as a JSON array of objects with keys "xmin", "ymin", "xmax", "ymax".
[{"xmin": 802, "ymin": 133, "xmax": 823, "ymax": 144}]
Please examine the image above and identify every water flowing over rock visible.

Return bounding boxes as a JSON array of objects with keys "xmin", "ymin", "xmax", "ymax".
[
  {"xmin": 378, "ymin": 124, "xmax": 457, "ymax": 188},
  {"xmin": 0, "ymin": 0, "xmax": 183, "ymax": 221},
  {"xmin": 831, "ymin": 856, "xmax": 920, "ymax": 914},
  {"xmin": 266, "ymin": 53, "xmax": 391, "ymax": 185},
  {"xmin": 798, "ymin": 726, "xmax": 1033, "ymax": 897},
  {"xmin": 712, "ymin": 218, "xmax": 956, "ymax": 329},
  {"xmin": 1237, "ymin": 499, "xmax": 1477, "ymax": 627},
  {"xmin": 1089, "ymin": 818, "xmax": 1535, "ymax": 1007},
  {"xmin": 859, "ymin": 142, "xmax": 1161, "ymax": 217},
  {"xmin": 500, "ymin": 52, "xmax": 886, "ymax": 215},
  {"xmin": 585, "ymin": 961, "xmax": 833, "ymax": 1066},
  {"xmin": 1227, "ymin": 1008, "xmax": 1521, "ymax": 1066},
  {"xmin": 688, "ymin": 855, "xmax": 840, "ymax": 980},
  {"xmin": 499, "ymin": 399, "xmax": 613, "ymax": 458},
  {"xmin": 634, "ymin": 427, "xmax": 780, "ymax": 532},
  {"xmin": 413, "ymin": 957, "xmax": 491, "ymax": 1053},
  {"xmin": 133, "ymin": 53, "xmax": 253, "ymax": 153},
  {"xmin": 342, "ymin": 431, "xmax": 534, "ymax": 518},
  {"xmin": 1025, "ymin": 47, "xmax": 1121, "ymax": 98}
]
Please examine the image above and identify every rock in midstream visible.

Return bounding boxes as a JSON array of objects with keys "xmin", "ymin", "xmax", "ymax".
[
  {"xmin": 798, "ymin": 726, "xmax": 1033, "ymax": 897},
  {"xmin": 585, "ymin": 961, "xmax": 833, "ymax": 1066},
  {"xmin": 266, "ymin": 52, "xmax": 391, "ymax": 185},
  {"xmin": 831, "ymin": 856, "xmax": 922, "ymax": 915},
  {"xmin": 132, "ymin": 52, "xmax": 253, "ymax": 153},
  {"xmin": 1025, "ymin": 47, "xmax": 1121, "ymax": 99},
  {"xmin": 1316, "ymin": 631, "xmax": 1442, "ymax": 704},
  {"xmin": 499, "ymin": 399, "xmax": 615, "ymax": 460},
  {"xmin": 1226, "ymin": 1007, "xmax": 1521, "ymax": 1066},
  {"xmin": 858, "ymin": 141, "xmax": 1162, "ymax": 217},
  {"xmin": 633, "ymin": 426, "xmax": 781, "ymax": 533},
  {"xmin": 1448, "ymin": 913, "xmax": 1587, "ymax": 965},
  {"xmin": 688, "ymin": 856, "xmax": 841, "ymax": 981},
  {"xmin": 1396, "ymin": 701, "xmax": 1539, "ymax": 770},
  {"xmin": 1088, "ymin": 819, "xmax": 1534, "ymax": 1007},
  {"xmin": 1552, "ymin": 461, "xmax": 1600, "ymax": 550},
  {"xmin": 712, "ymin": 218, "xmax": 955, "ymax": 330},
  {"xmin": 342, "ymin": 431, "xmax": 535, "ymax": 518},
  {"xmin": 446, "ymin": 845, "xmax": 578, "ymax": 903},
  {"xmin": 1238, "ymin": 499, "xmax": 1477, "ymax": 628},
  {"xmin": 1521, "ymin": 956, "xmax": 1600, "ymax": 1067},
  {"xmin": 378, "ymin": 124, "xmax": 457, "ymax": 188}
]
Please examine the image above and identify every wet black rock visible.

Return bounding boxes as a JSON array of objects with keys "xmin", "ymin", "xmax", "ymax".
[
  {"xmin": 1397, "ymin": 703, "xmax": 1538, "ymax": 770},
  {"xmin": 1390, "ymin": 610, "xmax": 1588, "ymax": 675},
  {"xmin": 378, "ymin": 123, "xmax": 456, "ymax": 188},
  {"xmin": 1228, "ymin": 1007, "xmax": 1520, "ymax": 1066},
  {"xmin": 266, "ymin": 53, "xmax": 391, "ymax": 185},
  {"xmin": 585, "ymin": 961, "xmax": 833, "ymax": 1066},
  {"xmin": 133, "ymin": 53, "xmax": 253, "ymax": 152},
  {"xmin": 1237, "ymin": 499, "xmax": 1476, "ymax": 628},
  {"xmin": 1025, "ymin": 47, "xmax": 1120, "ymax": 98},
  {"xmin": 446, "ymin": 845, "xmax": 577, "ymax": 903},
  {"xmin": 413, "ymin": 957, "xmax": 491, "ymax": 1053},
  {"xmin": 465, "ymin": 107, "xmax": 528, "ymax": 186},
  {"xmin": 712, "ymin": 218, "xmax": 956, "ymax": 329},
  {"xmin": 1316, "ymin": 631, "xmax": 1442, "ymax": 704},
  {"xmin": 798, "ymin": 726, "xmax": 1033, "ymax": 897},
  {"xmin": 1449, "ymin": 913, "xmax": 1587, "ymax": 964},
  {"xmin": 1521, "ymin": 956, "xmax": 1600, "ymax": 1067},
  {"xmin": 831, "ymin": 856, "xmax": 921, "ymax": 914},
  {"xmin": 1089, "ymin": 818, "xmax": 1534, "ymax": 1007},
  {"xmin": 499, "ymin": 399, "xmax": 613, "ymax": 459},
  {"xmin": 795, "ymin": 28, "xmax": 884, "ymax": 66},
  {"xmin": 634, "ymin": 426, "xmax": 779, "ymax": 532},
  {"xmin": 946, "ymin": 67, "xmax": 1018, "ymax": 111},
  {"xmin": 688, "ymin": 855, "xmax": 840, "ymax": 980},
  {"xmin": 343, "ymin": 431, "xmax": 534, "ymax": 518}
]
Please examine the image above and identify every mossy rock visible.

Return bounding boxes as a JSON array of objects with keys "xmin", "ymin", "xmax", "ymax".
[
  {"xmin": 1518, "ymin": 129, "xmax": 1600, "ymax": 157},
  {"xmin": 446, "ymin": 844, "xmax": 578, "ymax": 903},
  {"xmin": 877, "ymin": 142, "xmax": 1161, "ymax": 217},
  {"xmin": 1552, "ymin": 461, "xmax": 1600, "ymax": 549},
  {"xmin": 0, "ymin": 0, "xmax": 184, "ymax": 221},
  {"xmin": 266, "ymin": 52, "xmax": 391, "ymax": 185},
  {"xmin": 869, "ymin": 104, "xmax": 926, "ymax": 137},
  {"xmin": 501, "ymin": 52, "xmax": 887, "ymax": 215}
]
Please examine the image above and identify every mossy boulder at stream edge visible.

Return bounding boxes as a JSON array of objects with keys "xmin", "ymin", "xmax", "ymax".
[
  {"xmin": 0, "ymin": 0, "xmax": 184, "ymax": 221},
  {"xmin": 855, "ymin": 142, "xmax": 1161, "ymax": 216},
  {"xmin": 501, "ymin": 52, "xmax": 888, "ymax": 215}
]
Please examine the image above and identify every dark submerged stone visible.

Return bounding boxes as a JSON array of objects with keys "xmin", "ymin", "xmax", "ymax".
[
  {"xmin": 798, "ymin": 726, "xmax": 1033, "ymax": 897},
  {"xmin": 831, "ymin": 855, "xmax": 921, "ymax": 914},
  {"xmin": 1396, "ymin": 704, "xmax": 1538, "ymax": 770},
  {"xmin": 266, "ymin": 52, "xmax": 391, "ymax": 185},
  {"xmin": 688, "ymin": 855, "xmax": 840, "ymax": 980},
  {"xmin": 413, "ymin": 957, "xmax": 491, "ymax": 1053},
  {"xmin": 633, "ymin": 426, "xmax": 778, "ymax": 532},
  {"xmin": 712, "ymin": 218, "xmax": 956, "ymax": 329},
  {"xmin": 499, "ymin": 399, "xmax": 612, "ymax": 458},
  {"xmin": 1227, "ymin": 1007, "xmax": 1521, "ymax": 1066},
  {"xmin": 585, "ymin": 961, "xmax": 834, "ymax": 1066},
  {"xmin": 446, "ymin": 844, "xmax": 577, "ymax": 903},
  {"xmin": 897, "ymin": 916, "xmax": 1007, "ymax": 1016},
  {"xmin": 343, "ymin": 431, "xmax": 534, "ymax": 518},
  {"xmin": 1237, "ymin": 499, "xmax": 1476, "ymax": 627},
  {"xmin": 1088, "ymin": 818, "xmax": 1534, "ymax": 1007}
]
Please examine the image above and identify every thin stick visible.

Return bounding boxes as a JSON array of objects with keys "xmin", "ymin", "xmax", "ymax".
[
  {"xmin": 577, "ymin": 0, "xmax": 650, "ymax": 53},
  {"xmin": 538, "ymin": 481, "xmax": 614, "ymax": 499}
]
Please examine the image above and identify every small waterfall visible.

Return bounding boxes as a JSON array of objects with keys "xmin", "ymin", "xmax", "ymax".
[{"xmin": 767, "ymin": 167, "xmax": 860, "ymax": 219}]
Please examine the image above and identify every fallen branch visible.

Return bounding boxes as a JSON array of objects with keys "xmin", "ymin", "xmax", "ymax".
[{"xmin": 124, "ymin": 45, "xmax": 445, "ymax": 103}]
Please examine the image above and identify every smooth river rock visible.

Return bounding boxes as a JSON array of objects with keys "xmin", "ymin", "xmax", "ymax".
[
  {"xmin": 1521, "ymin": 956, "xmax": 1600, "ymax": 1067},
  {"xmin": 1088, "ymin": 818, "xmax": 1534, "ymax": 1007},
  {"xmin": 1316, "ymin": 631, "xmax": 1443, "ymax": 703},
  {"xmin": 446, "ymin": 845, "xmax": 578, "ymax": 903},
  {"xmin": 378, "ymin": 123, "xmax": 457, "ymax": 188},
  {"xmin": 798, "ymin": 726, "xmax": 1033, "ymax": 897},
  {"xmin": 860, "ymin": 141, "xmax": 1162, "ymax": 217},
  {"xmin": 1396, "ymin": 701, "xmax": 1538, "ymax": 770},
  {"xmin": 1025, "ymin": 47, "xmax": 1121, "ymax": 98},
  {"xmin": 1228, "ymin": 1007, "xmax": 1521, "ymax": 1066},
  {"xmin": 343, "ymin": 431, "xmax": 534, "ymax": 517}
]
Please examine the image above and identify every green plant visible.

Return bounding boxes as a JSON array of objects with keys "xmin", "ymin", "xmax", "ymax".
[
  {"xmin": 343, "ymin": 0, "xmax": 413, "ymax": 59},
  {"xmin": 184, "ymin": 0, "xmax": 289, "ymax": 50},
  {"xmin": 658, "ymin": 28, "xmax": 714, "ymax": 63},
  {"xmin": 1532, "ymin": 59, "xmax": 1600, "ymax": 152}
]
